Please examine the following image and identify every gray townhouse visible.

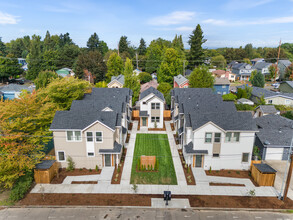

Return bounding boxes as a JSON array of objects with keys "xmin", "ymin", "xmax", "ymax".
[
  {"xmin": 50, "ymin": 88, "xmax": 132, "ymax": 169},
  {"xmin": 232, "ymin": 63, "xmax": 253, "ymax": 81}
]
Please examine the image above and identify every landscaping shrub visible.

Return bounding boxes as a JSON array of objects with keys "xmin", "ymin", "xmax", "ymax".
[
  {"xmin": 66, "ymin": 156, "xmax": 75, "ymax": 171},
  {"xmin": 89, "ymin": 168, "xmax": 92, "ymax": 172},
  {"xmin": 95, "ymin": 165, "xmax": 99, "ymax": 172},
  {"xmin": 117, "ymin": 166, "xmax": 120, "ymax": 173},
  {"xmin": 282, "ymin": 111, "xmax": 293, "ymax": 120},
  {"xmin": 137, "ymin": 158, "xmax": 141, "ymax": 170},
  {"xmin": 235, "ymin": 104, "xmax": 255, "ymax": 111},
  {"xmin": 276, "ymin": 105, "xmax": 293, "ymax": 111},
  {"xmin": 9, "ymin": 172, "xmax": 33, "ymax": 202},
  {"xmin": 222, "ymin": 93, "xmax": 237, "ymax": 101}
]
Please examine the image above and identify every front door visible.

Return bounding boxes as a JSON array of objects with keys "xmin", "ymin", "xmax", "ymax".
[
  {"xmin": 105, "ymin": 154, "xmax": 111, "ymax": 167},
  {"xmin": 195, "ymin": 155, "xmax": 202, "ymax": 168},
  {"xmin": 142, "ymin": 117, "xmax": 147, "ymax": 126}
]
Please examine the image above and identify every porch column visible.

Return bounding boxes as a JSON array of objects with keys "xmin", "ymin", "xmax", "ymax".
[{"xmin": 116, "ymin": 154, "xmax": 119, "ymax": 165}]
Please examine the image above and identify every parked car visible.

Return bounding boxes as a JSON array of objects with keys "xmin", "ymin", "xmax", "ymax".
[{"xmin": 272, "ymin": 83, "xmax": 280, "ymax": 89}]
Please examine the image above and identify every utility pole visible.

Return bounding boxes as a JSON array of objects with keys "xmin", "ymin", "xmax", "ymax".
[
  {"xmin": 117, "ymin": 43, "xmax": 120, "ymax": 56},
  {"xmin": 183, "ymin": 60, "xmax": 186, "ymax": 76},
  {"xmin": 283, "ymin": 153, "xmax": 293, "ymax": 201},
  {"xmin": 136, "ymin": 53, "xmax": 139, "ymax": 69},
  {"xmin": 275, "ymin": 39, "xmax": 282, "ymax": 83}
]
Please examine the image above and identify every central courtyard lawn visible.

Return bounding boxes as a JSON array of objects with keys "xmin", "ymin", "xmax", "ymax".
[{"xmin": 130, "ymin": 134, "xmax": 177, "ymax": 185}]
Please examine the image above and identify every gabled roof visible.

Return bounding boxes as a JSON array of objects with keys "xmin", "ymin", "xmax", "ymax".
[
  {"xmin": 232, "ymin": 63, "xmax": 251, "ymax": 70},
  {"xmin": 108, "ymin": 74, "xmax": 125, "ymax": 86},
  {"xmin": 140, "ymin": 79, "xmax": 159, "ymax": 93},
  {"xmin": 281, "ymin": 81, "xmax": 293, "ymax": 89},
  {"xmin": 279, "ymin": 60, "xmax": 291, "ymax": 67},
  {"xmin": 214, "ymin": 77, "xmax": 230, "ymax": 85},
  {"xmin": 255, "ymin": 105, "xmax": 278, "ymax": 114},
  {"xmin": 251, "ymin": 58, "xmax": 264, "ymax": 62},
  {"xmin": 212, "ymin": 69, "xmax": 230, "ymax": 77},
  {"xmin": 252, "ymin": 62, "xmax": 272, "ymax": 70},
  {"xmin": 174, "ymin": 74, "xmax": 188, "ymax": 86},
  {"xmin": 254, "ymin": 114, "xmax": 293, "ymax": 146},
  {"xmin": 139, "ymin": 86, "xmax": 165, "ymax": 102},
  {"xmin": 50, "ymin": 88, "xmax": 132, "ymax": 131}
]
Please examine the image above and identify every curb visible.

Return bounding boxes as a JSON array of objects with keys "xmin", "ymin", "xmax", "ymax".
[{"xmin": 1, "ymin": 205, "xmax": 292, "ymax": 213}]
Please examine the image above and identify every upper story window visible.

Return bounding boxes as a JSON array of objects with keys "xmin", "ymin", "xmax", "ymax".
[
  {"xmin": 222, "ymin": 85, "xmax": 226, "ymax": 88},
  {"xmin": 151, "ymin": 103, "xmax": 160, "ymax": 109},
  {"xmin": 67, "ymin": 131, "xmax": 81, "ymax": 141},
  {"xmin": 205, "ymin": 133, "xmax": 212, "ymax": 143},
  {"xmin": 214, "ymin": 133, "xmax": 221, "ymax": 143},
  {"xmin": 225, "ymin": 132, "xmax": 240, "ymax": 142},
  {"xmin": 268, "ymin": 100, "xmax": 273, "ymax": 104},
  {"xmin": 143, "ymin": 102, "xmax": 146, "ymax": 105},
  {"xmin": 96, "ymin": 132, "xmax": 103, "ymax": 142},
  {"xmin": 86, "ymin": 132, "xmax": 93, "ymax": 142}
]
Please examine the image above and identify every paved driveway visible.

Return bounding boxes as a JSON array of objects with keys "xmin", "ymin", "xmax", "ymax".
[{"xmin": 265, "ymin": 160, "xmax": 293, "ymax": 199}]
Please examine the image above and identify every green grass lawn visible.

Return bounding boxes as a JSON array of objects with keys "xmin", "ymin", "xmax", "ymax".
[{"xmin": 130, "ymin": 134, "xmax": 177, "ymax": 185}]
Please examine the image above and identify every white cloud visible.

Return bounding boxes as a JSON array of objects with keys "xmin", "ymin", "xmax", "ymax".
[
  {"xmin": 203, "ymin": 16, "xmax": 293, "ymax": 26},
  {"xmin": 0, "ymin": 11, "xmax": 19, "ymax": 24},
  {"xmin": 223, "ymin": 0, "xmax": 273, "ymax": 10},
  {"xmin": 147, "ymin": 11, "xmax": 195, "ymax": 26},
  {"xmin": 174, "ymin": 26, "xmax": 194, "ymax": 31}
]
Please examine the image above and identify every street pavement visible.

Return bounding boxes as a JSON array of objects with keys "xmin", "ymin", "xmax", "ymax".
[{"xmin": 0, "ymin": 207, "xmax": 292, "ymax": 220}]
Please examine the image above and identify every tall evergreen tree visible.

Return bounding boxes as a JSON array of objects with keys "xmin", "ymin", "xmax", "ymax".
[
  {"xmin": 251, "ymin": 71, "xmax": 265, "ymax": 88},
  {"xmin": 0, "ymin": 37, "xmax": 6, "ymax": 56},
  {"xmin": 59, "ymin": 33, "xmax": 73, "ymax": 47},
  {"xmin": 26, "ymin": 35, "xmax": 42, "ymax": 80},
  {"xmin": 244, "ymin": 43, "xmax": 253, "ymax": 59},
  {"xmin": 87, "ymin": 33, "xmax": 100, "ymax": 50},
  {"xmin": 98, "ymin": 40, "xmax": 108, "ymax": 56},
  {"xmin": 188, "ymin": 24, "xmax": 206, "ymax": 68},
  {"xmin": 118, "ymin": 36, "xmax": 130, "ymax": 54},
  {"xmin": 138, "ymin": 38, "xmax": 147, "ymax": 55}
]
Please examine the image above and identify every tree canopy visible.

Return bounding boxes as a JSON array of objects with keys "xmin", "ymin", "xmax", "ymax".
[
  {"xmin": 106, "ymin": 52, "xmax": 124, "ymax": 80},
  {"xmin": 251, "ymin": 71, "xmax": 265, "ymax": 88},
  {"xmin": 189, "ymin": 65, "xmax": 214, "ymax": 88}
]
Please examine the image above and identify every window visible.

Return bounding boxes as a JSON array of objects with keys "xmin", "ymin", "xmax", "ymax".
[
  {"xmin": 205, "ymin": 133, "xmax": 212, "ymax": 143},
  {"xmin": 86, "ymin": 132, "xmax": 93, "ymax": 142},
  {"xmin": 285, "ymin": 99, "xmax": 290, "ymax": 104},
  {"xmin": 96, "ymin": 132, "xmax": 103, "ymax": 142},
  {"xmin": 143, "ymin": 102, "xmax": 146, "ymax": 105},
  {"xmin": 156, "ymin": 103, "xmax": 160, "ymax": 109},
  {"xmin": 242, "ymin": 153, "xmax": 249, "ymax": 163},
  {"xmin": 88, "ymin": 152, "xmax": 94, "ymax": 157},
  {"xmin": 268, "ymin": 100, "xmax": 273, "ymax": 104},
  {"xmin": 223, "ymin": 92, "xmax": 227, "ymax": 95},
  {"xmin": 151, "ymin": 117, "xmax": 155, "ymax": 122},
  {"xmin": 151, "ymin": 117, "xmax": 159, "ymax": 122},
  {"xmin": 151, "ymin": 103, "xmax": 155, "ymax": 109},
  {"xmin": 233, "ymin": 132, "xmax": 240, "ymax": 142},
  {"xmin": 222, "ymin": 85, "xmax": 226, "ymax": 89},
  {"xmin": 225, "ymin": 132, "xmax": 232, "ymax": 142},
  {"xmin": 213, "ymin": 154, "xmax": 219, "ymax": 157},
  {"xmin": 155, "ymin": 117, "xmax": 160, "ymax": 122},
  {"xmin": 214, "ymin": 133, "xmax": 221, "ymax": 143},
  {"xmin": 58, "ymin": 151, "xmax": 65, "ymax": 161},
  {"xmin": 66, "ymin": 131, "xmax": 81, "ymax": 141}
]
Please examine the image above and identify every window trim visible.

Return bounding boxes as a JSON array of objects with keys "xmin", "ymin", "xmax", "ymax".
[
  {"xmin": 214, "ymin": 132, "xmax": 221, "ymax": 143},
  {"xmin": 225, "ymin": 132, "xmax": 232, "ymax": 142},
  {"xmin": 66, "ymin": 130, "xmax": 82, "ymax": 142},
  {"xmin": 95, "ymin": 131, "xmax": 103, "ymax": 143},
  {"xmin": 151, "ymin": 103, "xmax": 156, "ymax": 109},
  {"xmin": 57, "ymin": 151, "xmax": 66, "ymax": 162},
  {"xmin": 225, "ymin": 132, "xmax": 240, "ymax": 142},
  {"xmin": 87, "ymin": 152, "xmax": 95, "ymax": 157},
  {"xmin": 205, "ymin": 132, "xmax": 213, "ymax": 143},
  {"xmin": 86, "ymin": 131, "xmax": 94, "ymax": 142},
  {"xmin": 242, "ymin": 152, "xmax": 249, "ymax": 163}
]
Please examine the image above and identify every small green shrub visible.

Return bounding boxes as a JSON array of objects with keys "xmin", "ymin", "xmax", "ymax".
[
  {"xmin": 235, "ymin": 104, "xmax": 255, "ymax": 111},
  {"xmin": 228, "ymin": 171, "xmax": 231, "ymax": 174},
  {"xmin": 209, "ymin": 166, "xmax": 212, "ymax": 173},
  {"xmin": 89, "ymin": 168, "xmax": 92, "ymax": 172},
  {"xmin": 9, "ymin": 172, "xmax": 33, "ymax": 202},
  {"xmin": 236, "ymin": 171, "xmax": 240, "ymax": 175},
  {"xmin": 114, "ymin": 178, "xmax": 118, "ymax": 182},
  {"xmin": 79, "ymin": 168, "xmax": 82, "ymax": 171},
  {"xmin": 222, "ymin": 93, "xmax": 237, "ymax": 101},
  {"xmin": 116, "ymin": 174, "xmax": 119, "ymax": 178},
  {"xmin": 117, "ymin": 167, "xmax": 120, "ymax": 173},
  {"xmin": 66, "ymin": 156, "xmax": 75, "ymax": 171},
  {"xmin": 95, "ymin": 165, "xmax": 99, "ymax": 172}
]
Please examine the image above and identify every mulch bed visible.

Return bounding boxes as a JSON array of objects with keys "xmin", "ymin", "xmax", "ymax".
[
  {"xmin": 51, "ymin": 168, "xmax": 101, "ymax": 184},
  {"xmin": 209, "ymin": 182, "xmax": 245, "ymax": 187},
  {"xmin": 148, "ymin": 122, "xmax": 166, "ymax": 131},
  {"xmin": 164, "ymin": 117, "xmax": 171, "ymax": 121},
  {"xmin": 137, "ymin": 120, "xmax": 140, "ymax": 131},
  {"xmin": 111, "ymin": 148, "xmax": 127, "ymax": 184},
  {"xmin": 170, "ymin": 123, "xmax": 175, "ymax": 131},
  {"xmin": 19, "ymin": 193, "xmax": 293, "ymax": 209},
  {"xmin": 178, "ymin": 149, "xmax": 196, "ymax": 185},
  {"xmin": 173, "ymin": 134, "xmax": 179, "ymax": 145},
  {"xmin": 206, "ymin": 170, "xmax": 259, "ymax": 187},
  {"xmin": 128, "ymin": 123, "xmax": 133, "ymax": 131},
  {"xmin": 125, "ymin": 133, "xmax": 131, "ymax": 143},
  {"xmin": 71, "ymin": 181, "xmax": 97, "ymax": 184}
]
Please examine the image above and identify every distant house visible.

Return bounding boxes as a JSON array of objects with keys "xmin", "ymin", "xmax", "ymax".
[
  {"xmin": 252, "ymin": 62, "xmax": 272, "ymax": 75},
  {"xmin": 237, "ymin": 98, "xmax": 254, "ymax": 105},
  {"xmin": 212, "ymin": 70, "xmax": 236, "ymax": 82},
  {"xmin": 232, "ymin": 63, "xmax": 253, "ymax": 81},
  {"xmin": 174, "ymin": 74, "xmax": 189, "ymax": 88},
  {"xmin": 151, "ymin": 73, "xmax": 157, "ymax": 80},
  {"xmin": 107, "ymin": 75, "xmax": 124, "ymax": 88},
  {"xmin": 278, "ymin": 60, "xmax": 292, "ymax": 80},
  {"xmin": 279, "ymin": 81, "xmax": 293, "ymax": 93},
  {"xmin": 138, "ymin": 87, "xmax": 165, "ymax": 128},
  {"xmin": 228, "ymin": 61, "xmax": 238, "ymax": 69},
  {"xmin": 0, "ymin": 84, "xmax": 34, "ymax": 100},
  {"xmin": 56, "ymin": 68, "xmax": 75, "ymax": 78},
  {"xmin": 251, "ymin": 58, "xmax": 265, "ymax": 65},
  {"xmin": 184, "ymin": 69, "xmax": 192, "ymax": 77},
  {"xmin": 140, "ymin": 79, "xmax": 159, "ymax": 93},
  {"xmin": 237, "ymin": 85, "xmax": 293, "ymax": 106},
  {"xmin": 254, "ymin": 115, "xmax": 293, "ymax": 160},
  {"xmin": 254, "ymin": 105, "xmax": 279, "ymax": 118},
  {"xmin": 133, "ymin": 69, "xmax": 142, "ymax": 76},
  {"xmin": 17, "ymin": 58, "xmax": 28, "ymax": 71},
  {"xmin": 213, "ymin": 78, "xmax": 230, "ymax": 95}
]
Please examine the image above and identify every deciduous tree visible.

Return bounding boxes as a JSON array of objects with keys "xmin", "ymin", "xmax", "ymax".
[
  {"xmin": 106, "ymin": 52, "xmax": 124, "ymax": 80},
  {"xmin": 34, "ymin": 70, "xmax": 59, "ymax": 89},
  {"xmin": 189, "ymin": 65, "xmax": 214, "ymax": 88}
]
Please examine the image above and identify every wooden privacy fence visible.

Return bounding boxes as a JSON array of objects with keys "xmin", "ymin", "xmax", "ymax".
[
  {"xmin": 34, "ymin": 160, "xmax": 59, "ymax": 184},
  {"xmin": 132, "ymin": 110, "xmax": 171, "ymax": 120},
  {"xmin": 251, "ymin": 163, "xmax": 277, "ymax": 186},
  {"xmin": 132, "ymin": 110, "xmax": 139, "ymax": 119},
  {"xmin": 163, "ymin": 110, "xmax": 171, "ymax": 120}
]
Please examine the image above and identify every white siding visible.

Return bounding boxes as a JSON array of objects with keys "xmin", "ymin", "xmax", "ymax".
[{"xmin": 266, "ymin": 148, "xmax": 283, "ymax": 160}]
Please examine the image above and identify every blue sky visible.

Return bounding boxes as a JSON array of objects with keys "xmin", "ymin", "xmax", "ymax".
[{"xmin": 1, "ymin": 0, "xmax": 293, "ymax": 49}]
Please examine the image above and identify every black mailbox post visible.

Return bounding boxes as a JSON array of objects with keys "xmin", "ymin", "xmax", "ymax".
[{"xmin": 163, "ymin": 191, "xmax": 171, "ymax": 205}]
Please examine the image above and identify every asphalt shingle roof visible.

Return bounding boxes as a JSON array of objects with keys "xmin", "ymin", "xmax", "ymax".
[
  {"xmin": 254, "ymin": 164, "xmax": 277, "ymax": 173},
  {"xmin": 35, "ymin": 160, "xmax": 56, "ymax": 170},
  {"xmin": 257, "ymin": 105, "xmax": 278, "ymax": 114},
  {"xmin": 252, "ymin": 62, "xmax": 272, "ymax": 71},
  {"xmin": 99, "ymin": 141, "xmax": 122, "ymax": 153},
  {"xmin": 237, "ymin": 85, "xmax": 293, "ymax": 99},
  {"xmin": 139, "ymin": 86, "xmax": 165, "ymax": 101},
  {"xmin": 279, "ymin": 60, "xmax": 291, "ymax": 67},
  {"xmin": 174, "ymin": 74, "xmax": 188, "ymax": 86},
  {"xmin": 214, "ymin": 77, "xmax": 230, "ymax": 85},
  {"xmin": 0, "ymin": 84, "xmax": 33, "ymax": 93},
  {"xmin": 110, "ymin": 74, "xmax": 125, "ymax": 85},
  {"xmin": 282, "ymin": 81, "xmax": 293, "ymax": 89},
  {"xmin": 50, "ymin": 88, "xmax": 132, "ymax": 130},
  {"xmin": 184, "ymin": 142, "xmax": 208, "ymax": 154}
]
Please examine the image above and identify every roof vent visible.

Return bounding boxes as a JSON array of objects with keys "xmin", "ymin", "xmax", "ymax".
[{"xmin": 264, "ymin": 140, "xmax": 270, "ymax": 145}]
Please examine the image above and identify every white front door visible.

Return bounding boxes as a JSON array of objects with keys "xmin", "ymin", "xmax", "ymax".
[{"xmin": 86, "ymin": 132, "xmax": 95, "ymax": 157}]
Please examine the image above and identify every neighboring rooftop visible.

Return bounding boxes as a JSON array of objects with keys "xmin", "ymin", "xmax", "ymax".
[
  {"xmin": 139, "ymin": 86, "xmax": 165, "ymax": 101},
  {"xmin": 279, "ymin": 60, "xmax": 292, "ymax": 67},
  {"xmin": 140, "ymin": 79, "xmax": 159, "ymax": 93},
  {"xmin": 214, "ymin": 77, "xmax": 230, "ymax": 85},
  {"xmin": 252, "ymin": 62, "xmax": 272, "ymax": 71},
  {"xmin": 109, "ymin": 74, "xmax": 125, "ymax": 85},
  {"xmin": 281, "ymin": 81, "xmax": 293, "ymax": 89},
  {"xmin": 255, "ymin": 105, "xmax": 278, "ymax": 114},
  {"xmin": 237, "ymin": 85, "xmax": 293, "ymax": 99},
  {"xmin": 174, "ymin": 74, "xmax": 188, "ymax": 86},
  {"xmin": 0, "ymin": 84, "xmax": 33, "ymax": 93}
]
